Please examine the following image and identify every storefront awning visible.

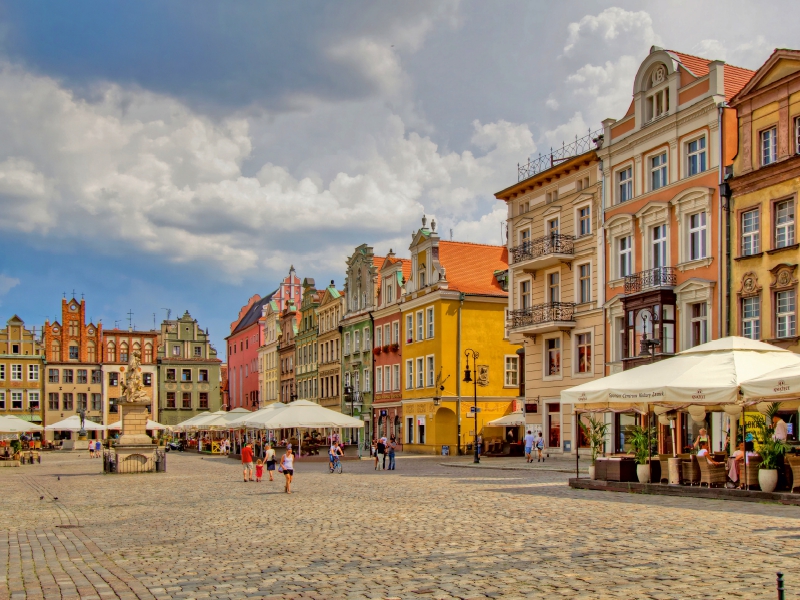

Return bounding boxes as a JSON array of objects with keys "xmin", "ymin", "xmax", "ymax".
[
  {"xmin": 15, "ymin": 414, "xmax": 42, "ymax": 423},
  {"xmin": 486, "ymin": 412, "xmax": 526, "ymax": 428}
]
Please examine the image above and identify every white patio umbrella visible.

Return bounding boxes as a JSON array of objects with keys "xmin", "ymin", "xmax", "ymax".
[
  {"xmin": 197, "ymin": 407, "xmax": 252, "ymax": 430},
  {"xmin": 0, "ymin": 415, "xmax": 44, "ymax": 433},
  {"xmin": 107, "ymin": 419, "xmax": 167, "ymax": 431},
  {"xmin": 44, "ymin": 415, "xmax": 106, "ymax": 431},
  {"xmin": 561, "ymin": 337, "xmax": 800, "ymax": 412},
  {"xmin": 740, "ymin": 362, "xmax": 800, "ymax": 400},
  {"xmin": 173, "ymin": 411, "xmax": 212, "ymax": 430},
  {"xmin": 244, "ymin": 399, "xmax": 364, "ymax": 429},
  {"xmin": 226, "ymin": 403, "xmax": 287, "ymax": 428},
  {"xmin": 486, "ymin": 411, "xmax": 526, "ymax": 428}
]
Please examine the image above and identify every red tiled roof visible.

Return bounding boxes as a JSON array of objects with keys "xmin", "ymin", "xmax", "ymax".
[
  {"xmin": 438, "ymin": 241, "xmax": 508, "ymax": 296},
  {"xmin": 669, "ymin": 50, "xmax": 755, "ymax": 100},
  {"xmin": 373, "ymin": 257, "xmax": 386, "ymax": 292}
]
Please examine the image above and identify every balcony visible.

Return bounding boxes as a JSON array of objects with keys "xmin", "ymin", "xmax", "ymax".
[
  {"xmin": 510, "ymin": 234, "xmax": 574, "ymax": 272},
  {"xmin": 624, "ymin": 267, "xmax": 677, "ymax": 294},
  {"xmin": 508, "ymin": 302, "xmax": 576, "ymax": 334}
]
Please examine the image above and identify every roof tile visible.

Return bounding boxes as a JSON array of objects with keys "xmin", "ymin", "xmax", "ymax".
[{"xmin": 438, "ymin": 241, "xmax": 508, "ymax": 296}]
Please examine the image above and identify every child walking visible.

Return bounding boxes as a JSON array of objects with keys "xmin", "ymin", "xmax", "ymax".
[{"xmin": 255, "ymin": 459, "xmax": 264, "ymax": 482}]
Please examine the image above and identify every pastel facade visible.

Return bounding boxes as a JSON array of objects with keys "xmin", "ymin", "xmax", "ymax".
[
  {"xmin": 497, "ymin": 151, "xmax": 604, "ymax": 453},
  {"xmin": 728, "ymin": 50, "xmax": 800, "ymax": 352},
  {"xmin": 316, "ymin": 283, "xmax": 344, "ymax": 412},
  {"xmin": 101, "ymin": 329, "xmax": 159, "ymax": 425},
  {"xmin": 260, "ymin": 300, "xmax": 281, "ymax": 404},
  {"xmin": 0, "ymin": 316, "xmax": 44, "ymax": 423},
  {"xmin": 278, "ymin": 301, "xmax": 300, "ymax": 402},
  {"xmin": 296, "ymin": 279, "xmax": 320, "ymax": 402}
]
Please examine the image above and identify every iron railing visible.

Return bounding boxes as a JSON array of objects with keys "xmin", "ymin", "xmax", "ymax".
[
  {"xmin": 624, "ymin": 267, "xmax": 677, "ymax": 294},
  {"xmin": 518, "ymin": 128, "xmax": 603, "ymax": 182},
  {"xmin": 511, "ymin": 234, "xmax": 574, "ymax": 264},
  {"xmin": 508, "ymin": 303, "xmax": 576, "ymax": 330},
  {"xmin": 103, "ymin": 448, "xmax": 166, "ymax": 473}
]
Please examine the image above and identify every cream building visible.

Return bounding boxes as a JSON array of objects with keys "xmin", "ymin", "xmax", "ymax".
[
  {"xmin": 260, "ymin": 300, "xmax": 281, "ymax": 405},
  {"xmin": 316, "ymin": 281, "xmax": 344, "ymax": 412},
  {"xmin": 496, "ymin": 148, "xmax": 605, "ymax": 455},
  {"xmin": 101, "ymin": 329, "xmax": 159, "ymax": 427}
]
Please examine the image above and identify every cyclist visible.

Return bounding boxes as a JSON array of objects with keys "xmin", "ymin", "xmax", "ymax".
[{"xmin": 329, "ymin": 441, "xmax": 343, "ymax": 472}]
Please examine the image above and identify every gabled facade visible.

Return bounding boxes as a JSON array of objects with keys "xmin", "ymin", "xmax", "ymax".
[
  {"xmin": 157, "ymin": 310, "xmax": 221, "ymax": 425},
  {"xmin": 728, "ymin": 49, "xmax": 800, "ymax": 353},
  {"xmin": 260, "ymin": 300, "xmax": 281, "ymax": 405},
  {"xmin": 43, "ymin": 298, "xmax": 103, "ymax": 438},
  {"xmin": 296, "ymin": 279, "xmax": 320, "ymax": 403},
  {"xmin": 316, "ymin": 282, "xmax": 344, "ymax": 412},
  {"xmin": 278, "ymin": 301, "xmax": 300, "ymax": 403},
  {"xmin": 341, "ymin": 245, "xmax": 385, "ymax": 427},
  {"xmin": 496, "ymin": 148, "xmax": 604, "ymax": 453},
  {"xmin": 0, "ymin": 316, "xmax": 44, "ymax": 424},
  {"xmin": 101, "ymin": 329, "xmax": 159, "ymax": 426},
  {"xmin": 400, "ymin": 216, "xmax": 518, "ymax": 454}
]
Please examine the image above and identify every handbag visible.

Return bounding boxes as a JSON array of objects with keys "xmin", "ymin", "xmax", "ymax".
[{"xmin": 277, "ymin": 464, "xmax": 284, "ymax": 473}]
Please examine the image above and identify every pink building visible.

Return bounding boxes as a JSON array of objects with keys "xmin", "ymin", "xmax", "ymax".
[{"xmin": 226, "ymin": 267, "xmax": 301, "ymax": 409}]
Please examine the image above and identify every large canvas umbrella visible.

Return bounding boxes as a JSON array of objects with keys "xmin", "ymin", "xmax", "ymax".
[
  {"xmin": 196, "ymin": 407, "xmax": 252, "ymax": 430},
  {"xmin": 173, "ymin": 411, "xmax": 212, "ymax": 430},
  {"xmin": 243, "ymin": 400, "xmax": 364, "ymax": 429},
  {"xmin": 44, "ymin": 415, "xmax": 106, "ymax": 431},
  {"xmin": 740, "ymin": 362, "xmax": 800, "ymax": 400},
  {"xmin": 107, "ymin": 419, "xmax": 166, "ymax": 431},
  {"xmin": 226, "ymin": 403, "xmax": 287, "ymax": 428},
  {"xmin": 0, "ymin": 415, "xmax": 44, "ymax": 433},
  {"xmin": 486, "ymin": 411, "xmax": 526, "ymax": 428}
]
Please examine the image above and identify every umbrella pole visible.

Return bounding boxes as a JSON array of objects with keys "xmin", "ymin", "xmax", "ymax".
[
  {"xmin": 647, "ymin": 405, "xmax": 652, "ymax": 484},
  {"xmin": 575, "ymin": 409, "xmax": 580, "ymax": 479},
  {"xmin": 743, "ymin": 413, "xmax": 748, "ymax": 491}
]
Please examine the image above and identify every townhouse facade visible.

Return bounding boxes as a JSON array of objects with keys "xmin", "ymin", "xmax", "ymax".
[
  {"xmin": 42, "ymin": 298, "xmax": 103, "ymax": 438},
  {"xmin": 260, "ymin": 300, "xmax": 281, "ymax": 405},
  {"xmin": 0, "ymin": 316, "xmax": 44, "ymax": 424},
  {"xmin": 399, "ymin": 217, "xmax": 518, "ymax": 454},
  {"xmin": 157, "ymin": 310, "xmax": 222, "ymax": 425},
  {"xmin": 727, "ymin": 50, "xmax": 800, "ymax": 352},
  {"xmin": 296, "ymin": 279, "xmax": 320, "ymax": 402},
  {"xmin": 316, "ymin": 283, "xmax": 344, "ymax": 412},
  {"xmin": 278, "ymin": 301, "xmax": 300, "ymax": 403},
  {"xmin": 101, "ymin": 329, "xmax": 159, "ymax": 425},
  {"xmin": 371, "ymin": 251, "xmax": 410, "ymax": 444},
  {"xmin": 497, "ymin": 150, "xmax": 604, "ymax": 453}
]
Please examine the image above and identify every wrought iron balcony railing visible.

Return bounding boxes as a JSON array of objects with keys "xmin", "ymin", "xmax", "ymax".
[
  {"xmin": 510, "ymin": 234, "xmax": 574, "ymax": 264},
  {"xmin": 624, "ymin": 267, "xmax": 677, "ymax": 294},
  {"xmin": 518, "ymin": 128, "xmax": 603, "ymax": 182},
  {"xmin": 508, "ymin": 303, "xmax": 575, "ymax": 330}
]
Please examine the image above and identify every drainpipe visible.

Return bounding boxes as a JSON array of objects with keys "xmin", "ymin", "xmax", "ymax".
[
  {"xmin": 717, "ymin": 102, "xmax": 729, "ymax": 337},
  {"xmin": 457, "ymin": 292, "xmax": 464, "ymax": 455}
]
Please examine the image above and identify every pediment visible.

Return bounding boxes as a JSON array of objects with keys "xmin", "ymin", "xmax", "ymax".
[
  {"xmin": 755, "ymin": 58, "xmax": 800, "ymax": 90},
  {"xmin": 733, "ymin": 49, "xmax": 800, "ymax": 102},
  {"xmin": 542, "ymin": 205, "xmax": 561, "ymax": 217}
]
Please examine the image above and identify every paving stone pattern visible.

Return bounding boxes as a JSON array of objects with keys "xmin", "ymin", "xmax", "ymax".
[{"xmin": 2, "ymin": 452, "xmax": 800, "ymax": 599}]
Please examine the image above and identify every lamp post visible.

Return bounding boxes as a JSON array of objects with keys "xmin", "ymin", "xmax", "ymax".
[
  {"xmin": 638, "ymin": 311, "xmax": 661, "ymax": 362},
  {"xmin": 463, "ymin": 348, "xmax": 480, "ymax": 464}
]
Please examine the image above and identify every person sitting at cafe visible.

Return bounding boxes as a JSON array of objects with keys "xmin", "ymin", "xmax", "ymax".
[
  {"xmin": 728, "ymin": 441, "xmax": 759, "ymax": 488},
  {"xmin": 773, "ymin": 415, "xmax": 788, "ymax": 441},
  {"xmin": 696, "ymin": 441, "xmax": 722, "ymax": 466}
]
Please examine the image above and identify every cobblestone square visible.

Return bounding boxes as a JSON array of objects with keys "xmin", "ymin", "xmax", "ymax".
[{"xmin": 3, "ymin": 452, "xmax": 800, "ymax": 599}]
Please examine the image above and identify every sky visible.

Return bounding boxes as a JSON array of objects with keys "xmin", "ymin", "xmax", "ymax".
[{"xmin": 0, "ymin": 1, "xmax": 796, "ymax": 352}]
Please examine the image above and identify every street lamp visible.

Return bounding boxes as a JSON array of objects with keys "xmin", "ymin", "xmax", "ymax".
[
  {"xmin": 463, "ymin": 348, "xmax": 480, "ymax": 464},
  {"xmin": 638, "ymin": 311, "xmax": 661, "ymax": 361}
]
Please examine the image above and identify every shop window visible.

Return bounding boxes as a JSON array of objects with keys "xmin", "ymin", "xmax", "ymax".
[
  {"xmin": 548, "ymin": 403, "xmax": 561, "ymax": 448},
  {"xmin": 406, "ymin": 417, "xmax": 414, "ymax": 444},
  {"xmin": 615, "ymin": 413, "xmax": 637, "ymax": 453}
]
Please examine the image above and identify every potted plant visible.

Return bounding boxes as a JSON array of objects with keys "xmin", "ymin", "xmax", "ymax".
[
  {"xmin": 629, "ymin": 425, "xmax": 657, "ymax": 483},
  {"xmin": 390, "ymin": 343, "xmax": 399, "ymax": 353},
  {"xmin": 579, "ymin": 415, "xmax": 609, "ymax": 479},
  {"xmin": 373, "ymin": 346, "xmax": 382, "ymax": 355},
  {"xmin": 751, "ymin": 403, "xmax": 787, "ymax": 493},
  {"xmin": 382, "ymin": 344, "xmax": 390, "ymax": 353}
]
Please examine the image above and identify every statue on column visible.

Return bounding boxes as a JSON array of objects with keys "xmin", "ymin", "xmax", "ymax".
[{"xmin": 121, "ymin": 351, "xmax": 150, "ymax": 404}]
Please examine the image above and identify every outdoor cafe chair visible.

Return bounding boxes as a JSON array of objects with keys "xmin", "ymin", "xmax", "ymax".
[
  {"xmin": 658, "ymin": 455, "xmax": 671, "ymax": 484},
  {"xmin": 697, "ymin": 456, "xmax": 727, "ymax": 488},
  {"xmin": 787, "ymin": 456, "xmax": 800, "ymax": 493},
  {"xmin": 742, "ymin": 457, "xmax": 763, "ymax": 489},
  {"xmin": 681, "ymin": 455, "xmax": 700, "ymax": 485}
]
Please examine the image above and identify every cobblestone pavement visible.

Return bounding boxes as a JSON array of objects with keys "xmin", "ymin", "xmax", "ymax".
[{"xmin": 3, "ymin": 452, "xmax": 800, "ymax": 599}]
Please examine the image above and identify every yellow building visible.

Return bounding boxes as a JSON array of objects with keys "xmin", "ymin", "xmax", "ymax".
[
  {"xmin": 728, "ymin": 49, "xmax": 800, "ymax": 353},
  {"xmin": 0, "ymin": 316, "xmax": 45, "ymax": 425},
  {"xmin": 400, "ymin": 217, "xmax": 518, "ymax": 454},
  {"xmin": 260, "ymin": 300, "xmax": 281, "ymax": 405}
]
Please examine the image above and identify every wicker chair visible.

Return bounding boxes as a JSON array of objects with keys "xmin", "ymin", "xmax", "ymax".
[
  {"xmin": 681, "ymin": 455, "xmax": 701, "ymax": 485},
  {"xmin": 742, "ymin": 456, "xmax": 763, "ymax": 489},
  {"xmin": 697, "ymin": 456, "xmax": 727, "ymax": 488},
  {"xmin": 787, "ymin": 456, "xmax": 800, "ymax": 493},
  {"xmin": 658, "ymin": 455, "xmax": 671, "ymax": 484}
]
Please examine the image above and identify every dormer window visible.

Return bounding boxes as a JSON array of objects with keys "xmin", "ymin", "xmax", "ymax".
[
  {"xmin": 645, "ymin": 65, "xmax": 669, "ymax": 122},
  {"xmin": 419, "ymin": 268, "xmax": 426, "ymax": 288}
]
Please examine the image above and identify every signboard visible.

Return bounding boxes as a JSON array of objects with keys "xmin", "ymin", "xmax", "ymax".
[{"xmin": 470, "ymin": 407, "xmax": 481, "ymax": 413}]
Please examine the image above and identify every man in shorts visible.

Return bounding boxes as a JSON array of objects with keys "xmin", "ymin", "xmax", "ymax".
[
  {"xmin": 329, "ymin": 441, "xmax": 342, "ymax": 470},
  {"xmin": 241, "ymin": 442, "xmax": 254, "ymax": 482},
  {"xmin": 523, "ymin": 430, "xmax": 536, "ymax": 463}
]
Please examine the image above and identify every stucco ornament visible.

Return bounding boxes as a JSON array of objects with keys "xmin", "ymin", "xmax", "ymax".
[
  {"xmin": 120, "ymin": 350, "xmax": 149, "ymax": 403},
  {"xmin": 651, "ymin": 66, "xmax": 666, "ymax": 86}
]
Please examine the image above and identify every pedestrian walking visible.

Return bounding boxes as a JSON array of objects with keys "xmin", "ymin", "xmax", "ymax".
[
  {"xmin": 536, "ymin": 432, "xmax": 545, "ymax": 462},
  {"xmin": 241, "ymin": 441, "xmax": 255, "ymax": 482},
  {"xmin": 371, "ymin": 438, "xmax": 378, "ymax": 469},
  {"xmin": 280, "ymin": 445, "xmax": 295, "ymax": 493},
  {"xmin": 255, "ymin": 459, "xmax": 264, "ymax": 482},
  {"xmin": 264, "ymin": 443, "xmax": 276, "ymax": 482},
  {"xmin": 376, "ymin": 437, "xmax": 386, "ymax": 470},
  {"xmin": 523, "ymin": 429, "xmax": 535, "ymax": 463},
  {"xmin": 387, "ymin": 436, "xmax": 397, "ymax": 470}
]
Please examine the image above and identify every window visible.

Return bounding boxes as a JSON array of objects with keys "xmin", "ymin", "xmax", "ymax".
[
  {"xmin": 28, "ymin": 392, "xmax": 40, "ymax": 411},
  {"xmin": 578, "ymin": 206, "xmax": 591, "ymax": 236},
  {"xmin": 199, "ymin": 392, "xmax": 209, "ymax": 409},
  {"xmin": 392, "ymin": 322, "xmax": 399, "ymax": 345},
  {"xmin": 109, "ymin": 399, "xmax": 118, "ymax": 414},
  {"xmin": 376, "ymin": 325, "xmax": 382, "ymax": 348},
  {"xmin": 646, "ymin": 87, "xmax": 669, "ymax": 121},
  {"xmin": 690, "ymin": 303, "xmax": 708, "ymax": 347},
  {"xmin": 87, "ymin": 342, "xmax": 96, "ymax": 363},
  {"xmin": 777, "ymin": 290, "xmax": 796, "ymax": 338},
  {"xmin": 406, "ymin": 359, "xmax": 414, "ymax": 390},
  {"xmin": 181, "ymin": 369, "xmax": 192, "ymax": 382},
  {"xmin": 376, "ymin": 367, "xmax": 383, "ymax": 393},
  {"xmin": 364, "ymin": 328, "xmax": 371, "ymax": 350},
  {"xmin": 406, "ymin": 315, "xmax": 413, "ymax": 344},
  {"xmin": 143, "ymin": 373, "xmax": 152, "ymax": 387},
  {"xmin": 144, "ymin": 344, "xmax": 152, "ymax": 363},
  {"xmin": 416, "ymin": 357, "xmax": 424, "ymax": 388},
  {"xmin": 416, "ymin": 311, "xmax": 423, "ymax": 342},
  {"xmin": 578, "ymin": 264, "xmax": 591, "ymax": 304},
  {"xmin": 742, "ymin": 297, "xmax": 760, "ymax": 340},
  {"xmin": 775, "ymin": 200, "xmax": 795, "ymax": 248},
  {"xmin": 48, "ymin": 393, "xmax": 59, "ymax": 411},
  {"xmin": 198, "ymin": 369, "xmax": 208, "ymax": 383},
  {"xmin": 166, "ymin": 368, "xmax": 176, "ymax": 382},
  {"xmin": 69, "ymin": 345, "xmax": 79, "ymax": 360},
  {"xmin": 108, "ymin": 372, "xmax": 118, "ymax": 386},
  {"xmin": 688, "ymin": 212, "xmax": 707, "ymax": 261},
  {"xmin": 652, "ymin": 225, "xmax": 667, "ymax": 268},
  {"xmin": 393, "ymin": 365, "xmax": 400, "ymax": 391},
  {"xmin": 354, "ymin": 331, "xmax": 360, "ymax": 352},
  {"xmin": 27, "ymin": 364, "xmax": 39, "ymax": 381},
  {"xmin": 762, "ymin": 127, "xmax": 777, "ymax": 166},
  {"xmin": 619, "ymin": 236, "xmax": 633, "ymax": 277},
  {"xmin": 11, "ymin": 391, "xmax": 23, "ymax": 410},
  {"xmin": 119, "ymin": 343, "xmax": 128, "ymax": 363},
  {"xmin": 618, "ymin": 167, "xmax": 632, "ymax": 203},
  {"xmin": 194, "ymin": 346, "xmax": 202, "ymax": 357},
  {"xmin": 11, "ymin": 364, "xmax": 22, "ymax": 381},
  {"xmin": 426, "ymin": 356, "xmax": 434, "ymax": 387},
  {"xmin": 48, "ymin": 368, "xmax": 58, "ymax": 383},
  {"xmin": 650, "ymin": 152, "xmax": 667, "ymax": 191},
  {"xmin": 520, "ymin": 280, "xmax": 531, "ymax": 309},
  {"xmin": 92, "ymin": 370, "xmax": 101, "ymax": 384},
  {"xmin": 796, "ymin": 117, "xmax": 800, "ymax": 154},
  {"xmin": 172, "ymin": 345, "xmax": 180, "ymax": 356},
  {"xmin": 546, "ymin": 338, "xmax": 561, "ymax": 376},
  {"xmin": 107, "ymin": 343, "xmax": 116, "ymax": 362},
  {"xmin": 576, "ymin": 333, "xmax": 592, "ymax": 373},
  {"xmin": 504, "ymin": 356, "xmax": 518, "ymax": 386},
  {"xmin": 426, "ymin": 307, "xmax": 434, "ymax": 339},
  {"xmin": 77, "ymin": 369, "xmax": 87, "ymax": 384},
  {"xmin": 687, "ymin": 137, "xmax": 707, "ymax": 176},
  {"xmin": 11, "ymin": 344, "xmax": 19, "ymax": 354},
  {"xmin": 364, "ymin": 369, "xmax": 370, "ymax": 392},
  {"xmin": 548, "ymin": 272, "xmax": 560, "ymax": 303},
  {"xmin": 166, "ymin": 392, "xmax": 176, "ymax": 409},
  {"xmin": 182, "ymin": 392, "xmax": 192, "ymax": 409},
  {"xmin": 77, "ymin": 393, "xmax": 87, "ymax": 412},
  {"xmin": 548, "ymin": 218, "xmax": 559, "ymax": 238},
  {"xmin": 63, "ymin": 369, "xmax": 73, "ymax": 384},
  {"xmin": 741, "ymin": 209, "xmax": 760, "ymax": 256},
  {"xmin": 62, "ymin": 393, "xmax": 74, "ymax": 411}
]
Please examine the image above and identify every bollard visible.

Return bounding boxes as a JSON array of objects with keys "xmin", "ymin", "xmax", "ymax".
[{"xmin": 777, "ymin": 572, "xmax": 785, "ymax": 600}]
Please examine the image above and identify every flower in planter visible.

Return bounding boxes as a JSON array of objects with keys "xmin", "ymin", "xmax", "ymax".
[
  {"xmin": 373, "ymin": 347, "xmax": 382, "ymax": 355},
  {"xmin": 382, "ymin": 345, "xmax": 390, "ymax": 353},
  {"xmin": 390, "ymin": 343, "xmax": 400, "ymax": 352}
]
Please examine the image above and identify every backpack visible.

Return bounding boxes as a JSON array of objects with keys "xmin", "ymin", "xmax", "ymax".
[{"xmin": 536, "ymin": 438, "xmax": 544, "ymax": 449}]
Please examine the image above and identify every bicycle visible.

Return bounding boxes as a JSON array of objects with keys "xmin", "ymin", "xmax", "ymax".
[{"xmin": 329, "ymin": 455, "xmax": 342, "ymax": 474}]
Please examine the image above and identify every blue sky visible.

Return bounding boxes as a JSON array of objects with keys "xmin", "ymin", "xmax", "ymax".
[{"xmin": 0, "ymin": 1, "xmax": 796, "ymax": 351}]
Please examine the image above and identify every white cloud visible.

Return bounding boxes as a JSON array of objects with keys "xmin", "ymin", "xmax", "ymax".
[
  {"xmin": 545, "ymin": 97, "xmax": 559, "ymax": 110},
  {"xmin": 0, "ymin": 274, "xmax": 20, "ymax": 302},
  {"xmin": 563, "ymin": 7, "xmax": 660, "ymax": 56}
]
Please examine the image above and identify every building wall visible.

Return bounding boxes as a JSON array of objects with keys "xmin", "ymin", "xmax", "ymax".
[
  {"xmin": 101, "ymin": 329, "xmax": 159, "ymax": 426},
  {"xmin": 316, "ymin": 288, "xmax": 343, "ymax": 412},
  {"xmin": 0, "ymin": 316, "xmax": 44, "ymax": 424}
]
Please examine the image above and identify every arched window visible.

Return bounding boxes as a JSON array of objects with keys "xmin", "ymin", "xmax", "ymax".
[
  {"xmin": 87, "ymin": 340, "xmax": 96, "ymax": 363},
  {"xmin": 644, "ymin": 63, "xmax": 669, "ymax": 122},
  {"xmin": 144, "ymin": 343, "xmax": 153, "ymax": 363},
  {"xmin": 133, "ymin": 342, "xmax": 141, "ymax": 359},
  {"xmin": 108, "ymin": 342, "xmax": 116, "ymax": 362},
  {"xmin": 51, "ymin": 341, "xmax": 61, "ymax": 362},
  {"xmin": 119, "ymin": 342, "xmax": 129, "ymax": 363}
]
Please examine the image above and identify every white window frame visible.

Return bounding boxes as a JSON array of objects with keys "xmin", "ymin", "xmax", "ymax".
[
  {"xmin": 375, "ymin": 325, "xmax": 382, "ymax": 348},
  {"xmin": 416, "ymin": 357, "xmax": 424, "ymax": 389},
  {"xmin": 426, "ymin": 307, "xmax": 434, "ymax": 339},
  {"xmin": 416, "ymin": 311, "xmax": 423, "ymax": 342},
  {"xmin": 689, "ymin": 302, "xmax": 709, "ymax": 348},
  {"xmin": 576, "ymin": 262, "xmax": 592, "ymax": 304},
  {"xmin": 28, "ymin": 391, "xmax": 40, "ymax": 410},
  {"xmin": 11, "ymin": 364, "xmax": 22, "ymax": 381},
  {"xmin": 405, "ymin": 315, "xmax": 413, "ymax": 344},
  {"xmin": 393, "ymin": 321, "xmax": 400, "ymax": 345},
  {"xmin": 376, "ymin": 367, "xmax": 383, "ymax": 393},
  {"xmin": 574, "ymin": 330, "xmax": 593, "ymax": 377},
  {"xmin": 393, "ymin": 364, "xmax": 400, "ymax": 391},
  {"xmin": 504, "ymin": 355, "xmax": 518, "ymax": 387},
  {"xmin": 363, "ymin": 368, "xmax": 370, "ymax": 393},
  {"xmin": 426, "ymin": 355, "xmax": 435, "ymax": 388},
  {"xmin": 686, "ymin": 135, "xmax": 707, "ymax": 177},
  {"xmin": 741, "ymin": 296, "xmax": 760, "ymax": 340},
  {"xmin": 405, "ymin": 359, "xmax": 414, "ymax": 390},
  {"xmin": 543, "ymin": 334, "xmax": 562, "ymax": 381},
  {"xmin": 688, "ymin": 211, "xmax": 707, "ymax": 261},
  {"xmin": 617, "ymin": 166, "xmax": 633, "ymax": 204},
  {"xmin": 519, "ymin": 279, "xmax": 531, "ymax": 310},
  {"xmin": 775, "ymin": 199, "xmax": 795, "ymax": 249},
  {"xmin": 795, "ymin": 116, "xmax": 800, "ymax": 155},
  {"xmin": 762, "ymin": 127, "xmax": 777, "ymax": 166},
  {"xmin": 650, "ymin": 151, "xmax": 668, "ymax": 191},
  {"xmin": 619, "ymin": 236, "xmax": 633, "ymax": 278},
  {"xmin": 741, "ymin": 208, "xmax": 760, "ymax": 256},
  {"xmin": 10, "ymin": 391, "xmax": 23, "ymax": 410},
  {"xmin": 651, "ymin": 224, "xmax": 668, "ymax": 269},
  {"xmin": 776, "ymin": 290, "xmax": 797, "ymax": 338},
  {"xmin": 576, "ymin": 204, "xmax": 591, "ymax": 237},
  {"xmin": 27, "ymin": 364, "xmax": 39, "ymax": 381},
  {"xmin": 364, "ymin": 327, "xmax": 371, "ymax": 350}
]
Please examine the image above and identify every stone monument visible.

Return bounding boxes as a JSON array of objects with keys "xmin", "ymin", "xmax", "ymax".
[{"xmin": 112, "ymin": 351, "xmax": 160, "ymax": 473}]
